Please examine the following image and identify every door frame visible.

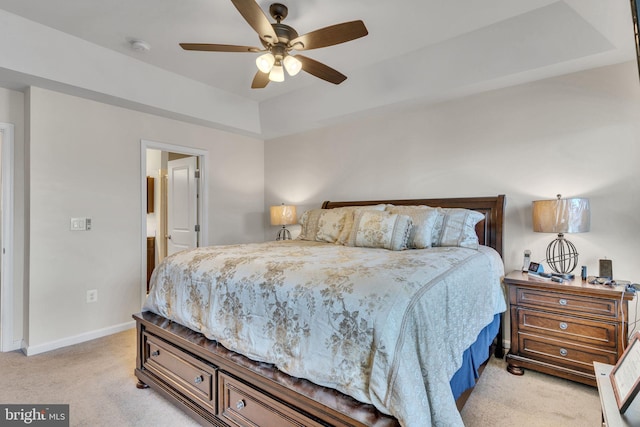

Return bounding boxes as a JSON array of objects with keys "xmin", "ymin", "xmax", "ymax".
[
  {"xmin": 0, "ymin": 123, "xmax": 15, "ymax": 351},
  {"xmin": 140, "ymin": 140, "xmax": 208, "ymax": 305}
]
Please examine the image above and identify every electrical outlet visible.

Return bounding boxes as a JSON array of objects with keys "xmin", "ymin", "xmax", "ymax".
[{"xmin": 86, "ymin": 289, "xmax": 98, "ymax": 303}]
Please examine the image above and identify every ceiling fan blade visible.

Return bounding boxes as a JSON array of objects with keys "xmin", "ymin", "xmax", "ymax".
[
  {"xmin": 289, "ymin": 20, "xmax": 368, "ymax": 51},
  {"xmin": 251, "ymin": 71, "xmax": 270, "ymax": 88},
  {"xmin": 230, "ymin": 0, "xmax": 279, "ymax": 44},
  {"xmin": 296, "ymin": 55, "xmax": 347, "ymax": 85},
  {"xmin": 180, "ymin": 43, "xmax": 261, "ymax": 53}
]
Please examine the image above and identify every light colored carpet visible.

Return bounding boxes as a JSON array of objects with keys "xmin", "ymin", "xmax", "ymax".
[
  {"xmin": 460, "ymin": 355, "xmax": 600, "ymax": 426},
  {"xmin": 0, "ymin": 328, "xmax": 601, "ymax": 426}
]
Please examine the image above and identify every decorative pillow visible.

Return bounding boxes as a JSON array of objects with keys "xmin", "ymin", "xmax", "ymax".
[
  {"xmin": 297, "ymin": 209, "xmax": 324, "ymax": 241},
  {"xmin": 298, "ymin": 205, "xmax": 387, "ymax": 243},
  {"xmin": 386, "ymin": 205, "xmax": 442, "ymax": 249},
  {"xmin": 347, "ymin": 210, "xmax": 412, "ymax": 251},
  {"xmin": 336, "ymin": 204, "xmax": 388, "ymax": 245},
  {"xmin": 316, "ymin": 209, "xmax": 348, "ymax": 243},
  {"xmin": 434, "ymin": 208, "xmax": 484, "ymax": 249}
]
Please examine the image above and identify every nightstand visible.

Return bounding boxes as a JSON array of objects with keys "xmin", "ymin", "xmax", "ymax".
[{"xmin": 504, "ymin": 270, "xmax": 634, "ymax": 386}]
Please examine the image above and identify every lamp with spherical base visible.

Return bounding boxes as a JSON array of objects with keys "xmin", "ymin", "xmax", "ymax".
[
  {"xmin": 532, "ymin": 194, "xmax": 590, "ymax": 276},
  {"xmin": 270, "ymin": 204, "xmax": 297, "ymax": 240}
]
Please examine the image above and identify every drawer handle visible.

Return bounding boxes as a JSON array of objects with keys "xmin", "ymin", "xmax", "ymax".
[
  {"xmin": 151, "ymin": 350, "xmax": 160, "ymax": 357},
  {"xmin": 194, "ymin": 376, "xmax": 203, "ymax": 384},
  {"xmin": 559, "ymin": 348, "xmax": 568, "ymax": 357},
  {"xmin": 236, "ymin": 399, "xmax": 246, "ymax": 410},
  {"xmin": 559, "ymin": 322, "xmax": 568, "ymax": 330},
  {"xmin": 558, "ymin": 299, "xmax": 568, "ymax": 306}
]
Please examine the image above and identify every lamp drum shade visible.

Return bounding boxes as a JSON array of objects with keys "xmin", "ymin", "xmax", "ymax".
[
  {"xmin": 270, "ymin": 205, "xmax": 297, "ymax": 226},
  {"xmin": 532, "ymin": 197, "xmax": 590, "ymax": 234}
]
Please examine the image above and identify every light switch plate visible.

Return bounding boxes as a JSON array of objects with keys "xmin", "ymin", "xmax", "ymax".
[{"xmin": 70, "ymin": 217, "xmax": 91, "ymax": 231}]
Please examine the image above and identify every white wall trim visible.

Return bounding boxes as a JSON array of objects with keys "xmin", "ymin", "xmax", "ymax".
[
  {"xmin": 140, "ymin": 139, "xmax": 209, "ymax": 306},
  {"xmin": 0, "ymin": 122, "xmax": 16, "ymax": 352},
  {"xmin": 23, "ymin": 321, "xmax": 135, "ymax": 356}
]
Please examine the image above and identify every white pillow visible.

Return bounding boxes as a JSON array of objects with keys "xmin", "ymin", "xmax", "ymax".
[
  {"xmin": 386, "ymin": 205, "xmax": 442, "ymax": 249},
  {"xmin": 434, "ymin": 208, "xmax": 484, "ymax": 249}
]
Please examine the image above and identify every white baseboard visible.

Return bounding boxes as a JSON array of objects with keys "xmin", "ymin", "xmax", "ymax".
[
  {"xmin": 1, "ymin": 338, "xmax": 22, "ymax": 352},
  {"xmin": 23, "ymin": 321, "xmax": 135, "ymax": 356},
  {"xmin": 503, "ymin": 339, "xmax": 511, "ymax": 350}
]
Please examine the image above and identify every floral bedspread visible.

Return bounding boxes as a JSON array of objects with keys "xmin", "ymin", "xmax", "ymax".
[{"xmin": 143, "ymin": 240, "xmax": 506, "ymax": 427}]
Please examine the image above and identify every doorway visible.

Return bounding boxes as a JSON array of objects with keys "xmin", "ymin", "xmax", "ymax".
[
  {"xmin": 0, "ymin": 123, "xmax": 15, "ymax": 351},
  {"xmin": 140, "ymin": 140, "xmax": 208, "ymax": 304}
]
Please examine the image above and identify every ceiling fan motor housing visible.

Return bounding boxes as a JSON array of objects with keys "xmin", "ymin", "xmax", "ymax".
[{"xmin": 261, "ymin": 23, "xmax": 299, "ymax": 50}]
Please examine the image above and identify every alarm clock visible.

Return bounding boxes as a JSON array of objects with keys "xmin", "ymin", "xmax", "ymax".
[{"xmin": 527, "ymin": 262, "xmax": 544, "ymax": 274}]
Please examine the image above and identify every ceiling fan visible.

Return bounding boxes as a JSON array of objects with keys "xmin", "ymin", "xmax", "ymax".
[{"xmin": 180, "ymin": 0, "xmax": 368, "ymax": 88}]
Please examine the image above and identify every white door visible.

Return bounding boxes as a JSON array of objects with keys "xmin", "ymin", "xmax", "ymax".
[{"xmin": 167, "ymin": 156, "xmax": 199, "ymax": 256}]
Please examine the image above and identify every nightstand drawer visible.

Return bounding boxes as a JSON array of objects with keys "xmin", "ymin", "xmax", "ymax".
[
  {"xmin": 143, "ymin": 333, "xmax": 216, "ymax": 410},
  {"xmin": 516, "ymin": 288, "xmax": 617, "ymax": 317},
  {"xmin": 518, "ymin": 308, "xmax": 617, "ymax": 349},
  {"xmin": 518, "ymin": 333, "xmax": 617, "ymax": 372}
]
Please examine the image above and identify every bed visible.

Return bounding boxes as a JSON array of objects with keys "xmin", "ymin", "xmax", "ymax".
[{"xmin": 134, "ymin": 195, "xmax": 506, "ymax": 427}]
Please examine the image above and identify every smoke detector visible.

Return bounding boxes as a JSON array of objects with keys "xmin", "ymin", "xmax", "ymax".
[{"xmin": 129, "ymin": 39, "xmax": 151, "ymax": 53}]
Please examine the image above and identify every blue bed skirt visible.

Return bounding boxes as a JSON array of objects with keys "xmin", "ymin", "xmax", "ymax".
[{"xmin": 450, "ymin": 313, "xmax": 501, "ymax": 400}]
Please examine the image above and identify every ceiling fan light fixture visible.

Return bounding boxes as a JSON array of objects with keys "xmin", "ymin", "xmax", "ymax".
[
  {"xmin": 256, "ymin": 52, "xmax": 275, "ymax": 73},
  {"xmin": 283, "ymin": 55, "xmax": 302, "ymax": 76},
  {"xmin": 268, "ymin": 64, "xmax": 285, "ymax": 82}
]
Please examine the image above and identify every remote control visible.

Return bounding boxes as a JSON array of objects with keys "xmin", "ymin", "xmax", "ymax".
[{"xmin": 528, "ymin": 271, "xmax": 553, "ymax": 280}]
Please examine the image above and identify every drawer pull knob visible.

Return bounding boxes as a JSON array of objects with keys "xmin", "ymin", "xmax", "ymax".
[
  {"xmin": 236, "ymin": 399, "xmax": 246, "ymax": 410},
  {"xmin": 558, "ymin": 299, "xmax": 568, "ymax": 306},
  {"xmin": 194, "ymin": 376, "xmax": 203, "ymax": 384},
  {"xmin": 559, "ymin": 348, "xmax": 568, "ymax": 357},
  {"xmin": 151, "ymin": 350, "xmax": 160, "ymax": 357},
  {"xmin": 559, "ymin": 322, "xmax": 568, "ymax": 330}
]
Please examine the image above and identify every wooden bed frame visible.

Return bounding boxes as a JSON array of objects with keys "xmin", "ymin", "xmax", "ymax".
[{"xmin": 134, "ymin": 195, "xmax": 506, "ymax": 427}]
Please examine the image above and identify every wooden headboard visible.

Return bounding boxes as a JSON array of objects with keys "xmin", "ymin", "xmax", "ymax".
[{"xmin": 322, "ymin": 195, "xmax": 506, "ymax": 258}]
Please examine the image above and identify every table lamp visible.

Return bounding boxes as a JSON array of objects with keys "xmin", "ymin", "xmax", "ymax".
[
  {"xmin": 270, "ymin": 204, "xmax": 297, "ymax": 240},
  {"xmin": 532, "ymin": 194, "xmax": 590, "ymax": 275}
]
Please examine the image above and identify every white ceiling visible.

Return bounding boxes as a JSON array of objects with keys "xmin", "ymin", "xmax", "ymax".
[{"xmin": 0, "ymin": 0, "xmax": 636, "ymax": 138}]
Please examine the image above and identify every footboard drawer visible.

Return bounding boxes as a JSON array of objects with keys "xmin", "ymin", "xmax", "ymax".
[
  {"xmin": 143, "ymin": 332, "xmax": 216, "ymax": 410},
  {"xmin": 218, "ymin": 372, "xmax": 324, "ymax": 427}
]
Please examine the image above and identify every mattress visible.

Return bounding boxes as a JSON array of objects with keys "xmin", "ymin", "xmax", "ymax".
[{"xmin": 143, "ymin": 240, "xmax": 506, "ymax": 426}]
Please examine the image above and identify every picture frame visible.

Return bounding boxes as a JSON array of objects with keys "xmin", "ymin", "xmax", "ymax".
[{"xmin": 610, "ymin": 331, "xmax": 640, "ymax": 413}]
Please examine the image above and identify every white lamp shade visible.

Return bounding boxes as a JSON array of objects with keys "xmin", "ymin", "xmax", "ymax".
[
  {"xmin": 268, "ymin": 64, "xmax": 285, "ymax": 82},
  {"xmin": 532, "ymin": 197, "xmax": 590, "ymax": 234},
  {"xmin": 270, "ymin": 205, "xmax": 297, "ymax": 226},
  {"xmin": 256, "ymin": 53, "xmax": 275, "ymax": 73},
  {"xmin": 283, "ymin": 55, "xmax": 302, "ymax": 76}
]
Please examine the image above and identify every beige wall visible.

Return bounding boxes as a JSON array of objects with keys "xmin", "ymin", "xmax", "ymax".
[
  {"xmin": 3, "ymin": 60, "xmax": 640, "ymax": 353},
  {"xmin": 24, "ymin": 87, "xmax": 264, "ymax": 352},
  {"xmin": 265, "ymin": 61, "xmax": 640, "ymax": 284}
]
